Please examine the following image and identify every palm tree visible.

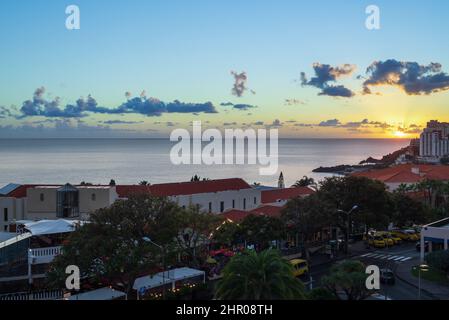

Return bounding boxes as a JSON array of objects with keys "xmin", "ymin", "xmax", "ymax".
[
  {"xmin": 215, "ymin": 249, "xmax": 306, "ymax": 300},
  {"xmin": 292, "ymin": 176, "xmax": 316, "ymax": 188}
]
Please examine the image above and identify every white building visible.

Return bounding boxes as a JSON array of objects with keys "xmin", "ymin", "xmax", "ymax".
[
  {"xmin": 419, "ymin": 120, "xmax": 449, "ymax": 161},
  {"xmin": 420, "ymin": 217, "xmax": 449, "ymax": 261},
  {"xmin": 0, "ymin": 178, "xmax": 262, "ymax": 230}
]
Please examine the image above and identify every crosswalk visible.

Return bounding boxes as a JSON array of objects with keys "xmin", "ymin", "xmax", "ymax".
[{"xmin": 358, "ymin": 252, "xmax": 414, "ymax": 262}]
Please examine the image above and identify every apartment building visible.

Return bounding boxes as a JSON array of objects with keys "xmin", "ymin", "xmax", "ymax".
[{"xmin": 419, "ymin": 120, "xmax": 449, "ymax": 161}]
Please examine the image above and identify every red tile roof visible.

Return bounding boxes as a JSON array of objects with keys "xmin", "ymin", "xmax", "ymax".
[
  {"xmin": 352, "ymin": 164, "xmax": 449, "ymax": 183},
  {"xmin": 261, "ymin": 187, "xmax": 314, "ymax": 204},
  {"xmin": 250, "ymin": 205, "xmax": 283, "ymax": 218},
  {"xmin": 5, "ymin": 178, "xmax": 252, "ymax": 199},
  {"xmin": 219, "ymin": 209, "xmax": 252, "ymax": 223}
]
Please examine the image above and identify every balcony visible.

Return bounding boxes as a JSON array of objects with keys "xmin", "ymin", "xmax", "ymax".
[{"xmin": 28, "ymin": 246, "xmax": 62, "ymax": 265}]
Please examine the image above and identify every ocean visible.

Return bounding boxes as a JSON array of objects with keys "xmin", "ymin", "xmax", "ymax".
[{"xmin": 0, "ymin": 139, "xmax": 409, "ymax": 188}]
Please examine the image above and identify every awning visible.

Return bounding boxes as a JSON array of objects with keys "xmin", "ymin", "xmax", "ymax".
[
  {"xmin": 133, "ymin": 267, "xmax": 205, "ymax": 292},
  {"xmin": 24, "ymin": 219, "xmax": 85, "ymax": 235}
]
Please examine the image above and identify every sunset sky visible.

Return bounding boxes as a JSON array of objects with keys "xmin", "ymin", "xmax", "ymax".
[{"xmin": 0, "ymin": 0, "xmax": 449, "ymax": 138}]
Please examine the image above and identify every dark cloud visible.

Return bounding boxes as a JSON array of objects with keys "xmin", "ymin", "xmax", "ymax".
[
  {"xmin": 17, "ymin": 88, "xmax": 217, "ymax": 118},
  {"xmin": 363, "ymin": 59, "xmax": 449, "ymax": 95},
  {"xmin": 231, "ymin": 71, "xmax": 252, "ymax": 97},
  {"xmin": 301, "ymin": 63, "xmax": 356, "ymax": 98},
  {"xmin": 252, "ymin": 121, "xmax": 264, "ymax": 126},
  {"xmin": 318, "ymin": 119, "xmax": 341, "ymax": 127},
  {"xmin": 340, "ymin": 119, "xmax": 369, "ymax": 128},
  {"xmin": 223, "ymin": 122, "xmax": 238, "ymax": 126},
  {"xmin": 220, "ymin": 102, "xmax": 257, "ymax": 110},
  {"xmin": 101, "ymin": 120, "xmax": 144, "ymax": 125}
]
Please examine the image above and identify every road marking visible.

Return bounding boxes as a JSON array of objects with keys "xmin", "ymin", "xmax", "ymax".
[
  {"xmin": 387, "ymin": 256, "xmax": 398, "ymax": 260},
  {"xmin": 362, "ymin": 253, "xmax": 377, "ymax": 257},
  {"xmin": 371, "ymin": 254, "xmax": 385, "ymax": 258},
  {"xmin": 393, "ymin": 256, "xmax": 406, "ymax": 261},
  {"xmin": 360, "ymin": 253, "xmax": 372, "ymax": 257},
  {"xmin": 377, "ymin": 255, "xmax": 389, "ymax": 259},
  {"xmin": 400, "ymin": 257, "xmax": 412, "ymax": 262}
]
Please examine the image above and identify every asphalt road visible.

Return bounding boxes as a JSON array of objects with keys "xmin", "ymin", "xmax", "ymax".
[{"xmin": 307, "ymin": 243, "xmax": 434, "ymax": 300}]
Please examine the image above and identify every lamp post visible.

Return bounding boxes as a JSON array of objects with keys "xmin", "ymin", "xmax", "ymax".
[
  {"xmin": 337, "ymin": 205, "xmax": 358, "ymax": 255},
  {"xmin": 418, "ymin": 264, "xmax": 429, "ymax": 300},
  {"xmin": 142, "ymin": 237, "xmax": 166, "ymax": 300}
]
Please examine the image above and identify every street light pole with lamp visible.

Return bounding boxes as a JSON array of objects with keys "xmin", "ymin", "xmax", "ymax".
[
  {"xmin": 337, "ymin": 205, "xmax": 358, "ymax": 255},
  {"xmin": 142, "ymin": 236, "xmax": 166, "ymax": 300},
  {"xmin": 418, "ymin": 264, "xmax": 429, "ymax": 300}
]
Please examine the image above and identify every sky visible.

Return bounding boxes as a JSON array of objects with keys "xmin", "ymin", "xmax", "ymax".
[{"xmin": 0, "ymin": 0, "xmax": 449, "ymax": 138}]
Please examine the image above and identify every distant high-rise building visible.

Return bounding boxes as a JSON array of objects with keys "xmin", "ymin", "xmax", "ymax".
[{"xmin": 419, "ymin": 120, "xmax": 449, "ymax": 160}]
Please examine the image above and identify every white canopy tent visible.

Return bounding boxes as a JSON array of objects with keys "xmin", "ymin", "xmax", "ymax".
[
  {"xmin": 65, "ymin": 287, "xmax": 126, "ymax": 300},
  {"xmin": 23, "ymin": 219, "xmax": 85, "ymax": 236},
  {"xmin": 133, "ymin": 267, "xmax": 206, "ymax": 297}
]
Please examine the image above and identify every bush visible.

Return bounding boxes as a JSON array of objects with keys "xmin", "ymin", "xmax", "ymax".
[
  {"xmin": 308, "ymin": 287, "xmax": 337, "ymax": 300},
  {"xmin": 426, "ymin": 250, "xmax": 449, "ymax": 274}
]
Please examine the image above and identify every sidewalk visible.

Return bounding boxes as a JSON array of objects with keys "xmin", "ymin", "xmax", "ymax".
[{"xmin": 395, "ymin": 258, "xmax": 449, "ymax": 300}]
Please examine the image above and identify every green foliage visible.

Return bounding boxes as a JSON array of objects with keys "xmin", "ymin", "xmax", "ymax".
[
  {"xmin": 292, "ymin": 176, "xmax": 316, "ymax": 188},
  {"xmin": 426, "ymin": 250, "xmax": 449, "ymax": 275},
  {"xmin": 321, "ymin": 260, "xmax": 370, "ymax": 300},
  {"xmin": 215, "ymin": 249, "xmax": 306, "ymax": 300},
  {"xmin": 238, "ymin": 215, "xmax": 286, "ymax": 249},
  {"xmin": 390, "ymin": 192, "xmax": 430, "ymax": 227},
  {"xmin": 212, "ymin": 221, "xmax": 241, "ymax": 247},
  {"xmin": 46, "ymin": 194, "xmax": 182, "ymax": 294},
  {"xmin": 318, "ymin": 176, "xmax": 393, "ymax": 231}
]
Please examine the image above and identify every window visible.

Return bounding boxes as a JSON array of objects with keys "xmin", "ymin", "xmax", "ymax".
[
  {"xmin": 91, "ymin": 193, "xmax": 96, "ymax": 201},
  {"xmin": 3, "ymin": 208, "xmax": 7, "ymax": 222},
  {"xmin": 232, "ymin": 200, "xmax": 235, "ymax": 208},
  {"xmin": 208, "ymin": 202, "xmax": 212, "ymax": 213},
  {"xmin": 220, "ymin": 201, "xmax": 224, "ymax": 213},
  {"xmin": 40, "ymin": 193, "xmax": 44, "ymax": 202},
  {"xmin": 243, "ymin": 198, "xmax": 246, "ymax": 210},
  {"xmin": 254, "ymin": 197, "xmax": 257, "ymax": 205},
  {"xmin": 3, "ymin": 226, "xmax": 7, "ymax": 232}
]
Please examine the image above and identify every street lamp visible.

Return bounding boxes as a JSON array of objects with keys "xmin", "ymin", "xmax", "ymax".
[
  {"xmin": 337, "ymin": 205, "xmax": 358, "ymax": 255},
  {"xmin": 142, "ymin": 236, "xmax": 166, "ymax": 300},
  {"xmin": 418, "ymin": 264, "xmax": 429, "ymax": 300}
]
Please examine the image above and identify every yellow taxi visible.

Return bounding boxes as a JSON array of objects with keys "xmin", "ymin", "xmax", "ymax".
[
  {"xmin": 376, "ymin": 233, "xmax": 394, "ymax": 247},
  {"xmin": 404, "ymin": 229, "xmax": 419, "ymax": 241},
  {"xmin": 391, "ymin": 230, "xmax": 413, "ymax": 241},
  {"xmin": 290, "ymin": 259, "xmax": 309, "ymax": 277},
  {"xmin": 377, "ymin": 232, "xmax": 401, "ymax": 245},
  {"xmin": 368, "ymin": 236, "xmax": 386, "ymax": 248}
]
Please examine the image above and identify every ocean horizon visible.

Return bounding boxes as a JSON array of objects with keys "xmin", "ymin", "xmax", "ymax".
[{"xmin": 0, "ymin": 138, "xmax": 410, "ymax": 188}]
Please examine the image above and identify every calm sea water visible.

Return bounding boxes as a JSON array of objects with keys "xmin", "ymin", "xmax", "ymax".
[{"xmin": 0, "ymin": 139, "xmax": 409, "ymax": 187}]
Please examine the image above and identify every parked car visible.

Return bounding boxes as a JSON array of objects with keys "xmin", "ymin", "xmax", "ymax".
[
  {"xmin": 404, "ymin": 229, "xmax": 419, "ymax": 241},
  {"xmin": 416, "ymin": 241, "xmax": 429, "ymax": 252},
  {"xmin": 380, "ymin": 268, "xmax": 395, "ymax": 285},
  {"xmin": 378, "ymin": 231, "xmax": 402, "ymax": 245},
  {"xmin": 376, "ymin": 232, "xmax": 395, "ymax": 247},
  {"xmin": 368, "ymin": 236, "xmax": 386, "ymax": 248},
  {"xmin": 391, "ymin": 230, "xmax": 413, "ymax": 241},
  {"xmin": 290, "ymin": 259, "xmax": 309, "ymax": 277}
]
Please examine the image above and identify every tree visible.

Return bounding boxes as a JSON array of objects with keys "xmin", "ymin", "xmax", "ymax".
[
  {"xmin": 46, "ymin": 194, "xmax": 182, "ymax": 295},
  {"xmin": 391, "ymin": 193, "xmax": 430, "ymax": 228},
  {"xmin": 318, "ymin": 176, "xmax": 393, "ymax": 237},
  {"xmin": 139, "ymin": 180, "xmax": 149, "ymax": 185},
  {"xmin": 426, "ymin": 250, "xmax": 449, "ymax": 276},
  {"xmin": 215, "ymin": 249, "xmax": 306, "ymax": 300},
  {"xmin": 281, "ymin": 194, "xmax": 329, "ymax": 262},
  {"xmin": 212, "ymin": 221, "xmax": 242, "ymax": 247},
  {"xmin": 173, "ymin": 205, "xmax": 221, "ymax": 267},
  {"xmin": 238, "ymin": 215, "xmax": 285, "ymax": 250},
  {"xmin": 321, "ymin": 260, "xmax": 370, "ymax": 300},
  {"xmin": 292, "ymin": 176, "xmax": 316, "ymax": 188},
  {"xmin": 109, "ymin": 179, "xmax": 116, "ymax": 186}
]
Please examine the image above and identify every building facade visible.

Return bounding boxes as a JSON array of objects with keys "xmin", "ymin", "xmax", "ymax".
[{"xmin": 419, "ymin": 120, "xmax": 449, "ymax": 161}]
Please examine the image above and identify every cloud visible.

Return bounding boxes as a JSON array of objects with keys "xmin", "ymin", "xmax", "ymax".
[
  {"xmin": 252, "ymin": 121, "xmax": 264, "ymax": 126},
  {"xmin": 223, "ymin": 122, "xmax": 238, "ymax": 126},
  {"xmin": 220, "ymin": 102, "xmax": 257, "ymax": 111},
  {"xmin": 265, "ymin": 119, "xmax": 282, "ymax": 128},
  {"xmin": 363, "ymin": 59, "xmax": 449, "ymax": 95},
  {"xmin": 284, "ymin": 99, "xmax": 306, "ymax": 106},
  {"xmin": 17, "ymin": 88, "xmax": 218, "ymax": 118},
  {"xmin": 101, "ymin": 120, "xmax": 144, "ymax": 125},
  {"xmin": 231, "ymin": 71, "xmax": 253, "ymax": 97},
  {"xmin": 318, "ymin": 119, "xmax": 341, "ymax": 127},
  {"xmin": 339, "ymin": 119, "xmax": 369, "ymax": 128},
  {"xmin": 301, "ymin": 63, "xmax": 356, "ymax": 98}
]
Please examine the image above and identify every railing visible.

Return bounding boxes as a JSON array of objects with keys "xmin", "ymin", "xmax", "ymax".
[
  {"xmin": 28, "ymin": 246, "xmax": 62, "ymax": 264},
  {"xmin": 0, "ymin": 289, "xmax": 63, "ymax": 301}
]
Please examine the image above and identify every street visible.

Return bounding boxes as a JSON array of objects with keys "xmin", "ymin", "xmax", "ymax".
[{"xmin": 307, "ymin": 242, "xmax": 434, "ymax": 300}]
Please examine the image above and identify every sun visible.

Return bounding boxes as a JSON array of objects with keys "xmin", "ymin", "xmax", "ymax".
[{"xmin": 393, "ymin": 130, "xmax": 407, "ymax": 138}]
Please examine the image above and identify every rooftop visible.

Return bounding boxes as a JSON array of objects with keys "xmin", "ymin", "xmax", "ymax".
[
  {"xmin": 261, "ymin": 187, "xmax": 315, "ymax": 204},
  {"xmin": 352, "ymin": 164, "xmax": 449, "ymax": 183}
]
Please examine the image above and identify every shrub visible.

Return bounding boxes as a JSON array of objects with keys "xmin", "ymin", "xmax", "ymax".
[{"xmin": 426, "ymin": 250, "xmax": 449, "ymax": 274}]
